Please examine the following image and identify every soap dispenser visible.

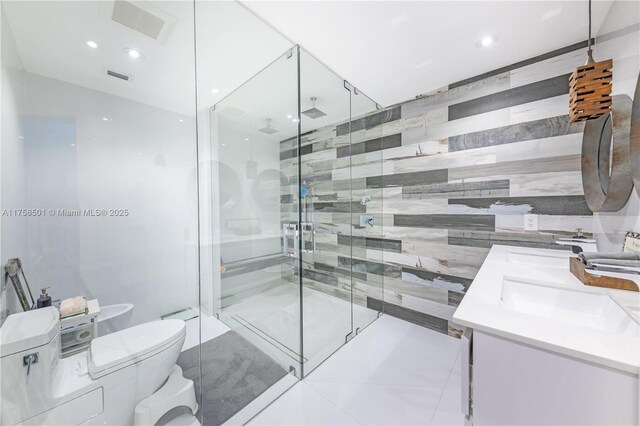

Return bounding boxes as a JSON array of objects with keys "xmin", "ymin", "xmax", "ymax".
[{"xmin": 36, "ymin": 287, "xmax": 52, "ymax": 308}]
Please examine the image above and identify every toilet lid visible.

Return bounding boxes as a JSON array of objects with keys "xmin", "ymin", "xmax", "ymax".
[{"xmin": 88, "ymin": 319, "xmax": 184, "ymax": 377}]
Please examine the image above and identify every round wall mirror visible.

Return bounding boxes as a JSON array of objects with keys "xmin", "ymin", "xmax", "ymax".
[
  {"xmin": 251, "ymin": 169, "xmax": 290, "ymax": 212},
  {"xmin": 631, "ymin": 73, "xmax": 640, "ymax": 197},
  {"xmin": 581, "ymin": 94, "xmax": 634, "ymax": 212}
]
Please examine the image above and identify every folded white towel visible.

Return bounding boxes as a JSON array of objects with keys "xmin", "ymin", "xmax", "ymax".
[
  {"xmin": 586, "ymin": 259, "xmax": 640, "ymax": 268},
  {"xmin": 59, "ymin": 296, "xmax": 88, "ymax": 318},
  {"xmin": 579, "ymin": 252, "xmax": 640, "ymax": 262}
]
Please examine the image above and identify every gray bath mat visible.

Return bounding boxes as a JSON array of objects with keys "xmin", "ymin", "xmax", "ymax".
[{"xmin": 177, "ymin": 330, "xmax": 288, "ymax": 425}]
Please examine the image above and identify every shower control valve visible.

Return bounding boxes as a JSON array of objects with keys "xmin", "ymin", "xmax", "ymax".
[{"xmin": 360, "ymin": 215, "xmax": 374, "ymax": 228}]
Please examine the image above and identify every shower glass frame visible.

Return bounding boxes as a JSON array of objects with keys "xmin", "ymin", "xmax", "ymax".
[{"xmin": 209, "ymin": 45, "xmax": 384, "ymax": 379}]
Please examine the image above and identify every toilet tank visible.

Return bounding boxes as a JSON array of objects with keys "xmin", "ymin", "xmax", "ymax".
[{"xmin": 0, "ymin": 307, "xmax": 61, "ymax": 425}]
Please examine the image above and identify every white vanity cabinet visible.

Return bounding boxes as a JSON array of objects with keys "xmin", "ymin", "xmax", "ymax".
[
  {"xmin": 463, "ymin": 330, "xmax": 638, "ymax": 425},
  {"xmin": 454, "ymin": 245, "xmax": 640, "ymax": 426}
]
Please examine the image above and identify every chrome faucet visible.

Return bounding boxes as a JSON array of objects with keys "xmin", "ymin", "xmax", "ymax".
[{"xmin": 555, "ymin": 228, "xmax": 598, "ymax": 253}]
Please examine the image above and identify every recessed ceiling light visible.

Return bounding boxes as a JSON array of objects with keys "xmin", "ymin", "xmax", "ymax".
[
  {"xmin": 86, "ymin": 40, "xmax": 98, "ymax": 49},
  {"xmin": 480, "ymin": 36, "xmax": 494, "ymax": 47},
  {"xmin": 179, "ymin": 119, "xmax": 184, "ymax": 123},
  {"xmin": 211, "ymin": 88, "xmax": 220, "ymax": 94},
  {"xmin": 286, "ymin": 114, "xmax": 292, "ymax": 119},
  {"xmin": 101, "ymin": 117, "xmax": 109, "ymax": 121},
  {"xmin": 244, "ymin": 138, "xmax": 249, "ymax": 141},
  {"xmin": 70, "ymin": 143, "xmax": 76, "ymax": 147},
  {"xmin": 222, "ymin": 143, "xmax": 226, "ymax": 146},
  {"xmin": 292, "ymin": 118, "xmax": 299, "ymax": 123},
  {"xmin": 123, "ymin": 47, "xmax": 144, "ymax": 59}
]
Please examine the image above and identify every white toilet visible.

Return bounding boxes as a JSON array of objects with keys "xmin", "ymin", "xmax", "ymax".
[{"xmin": 0, "ymin": 307, "xmax": 198, "ymax": 425}]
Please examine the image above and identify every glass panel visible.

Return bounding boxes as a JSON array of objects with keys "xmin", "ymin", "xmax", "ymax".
[
  {"xmin": 1, "ymin": 1, "xmax": 202, "ymax": 424},
  {"xmin": 350, "ymin": 89, "xmax": 385, "ymax": 334},
  {"xmin": 298, "ymin": 48, "xmax": 353, "ymax": 376},
  {"xmin": 0, "ymin": 0, "xmax": 199, "ymax": 327},
  {"xmin": 193, "ymin": 4, "xmax": 298, "ymax": 423},
  {"xmin": 211, "ymin": 49, "xmax": 302, "ymax": 380}
]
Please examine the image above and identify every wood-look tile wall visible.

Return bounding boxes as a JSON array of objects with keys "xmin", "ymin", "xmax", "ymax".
[{"xmin": 281, "ymin": 40, "xmax": 602, "ymax": 336}]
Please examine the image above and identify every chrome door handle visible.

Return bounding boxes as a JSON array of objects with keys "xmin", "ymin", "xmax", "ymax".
[
  {"xmin": 283, "ymin": 224, "xmax": 290, "ymax": 256},
  {"xmin": 23, "ymin": 353, "xmax": 38, "ymax": 376},
  {"xmin": 283, "ymin": 224, "xmax": 300, "ymax": 258},
  {"xmin": 300, "ymin": 222, "xmax": 316, "ymax": 254}
]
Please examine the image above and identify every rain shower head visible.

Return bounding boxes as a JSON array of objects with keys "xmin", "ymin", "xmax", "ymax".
[
  {"xmin": 302, "ymin": 97, "xmax": 326, "ymax": 119},
  {"xmin": 259, "ymin": 118, "xmax": 278, "ymax": 134}
]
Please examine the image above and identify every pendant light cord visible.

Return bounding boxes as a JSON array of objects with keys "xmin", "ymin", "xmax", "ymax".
[{"xmin": 587, "ymin": 0, "xmax": 594, "ymax": 63}]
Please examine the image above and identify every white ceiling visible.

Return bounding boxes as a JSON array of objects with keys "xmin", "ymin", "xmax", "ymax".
[
  {"xmin": 243, "ymin": 0, "xmax": 615, "ymax": 106},
  {"xmin": 2, "ymin": 1, "xmax": 292, "ymax": 115},
  {"xmin": 3, "ymin": 0, "xmax": 620, "ymax": 116}
]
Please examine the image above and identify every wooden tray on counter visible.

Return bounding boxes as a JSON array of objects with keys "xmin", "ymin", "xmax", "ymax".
[{"xmin": 569, "ymin": 257, "xmax": 639, "ymax": 292}]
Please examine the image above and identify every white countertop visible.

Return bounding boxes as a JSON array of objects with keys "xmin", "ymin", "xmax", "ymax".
[{"xmin": 453, "ymin": 245, "xmax": 640, "ymax": 375}]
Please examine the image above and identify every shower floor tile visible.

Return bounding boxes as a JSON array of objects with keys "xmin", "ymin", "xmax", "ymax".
[
  {"xmin": 248, "ymin": 315, "xmax": 465, "ymax": 426},
  {"xmin": 221, "ymin": 283, "xmax": 378, "ymax": 373}
]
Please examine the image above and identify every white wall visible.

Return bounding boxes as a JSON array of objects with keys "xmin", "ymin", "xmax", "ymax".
[
  {"xmin": 3, "ymin": 71, "xmax": 199, "ymax": 326},
  {"xmin": 593, "ymin": 0, "xmax": 640, "ymax": 251},
  {"xmin": 1, "ymin": 6, "xmax": 28, "ymax": 322}
]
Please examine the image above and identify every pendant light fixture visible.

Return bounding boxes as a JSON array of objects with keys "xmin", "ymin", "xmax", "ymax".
[{"xmin": 569, "ymin": 0, "xmax": 613, "ymax": 123}]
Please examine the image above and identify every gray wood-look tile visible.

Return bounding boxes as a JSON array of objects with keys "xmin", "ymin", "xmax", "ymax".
[
  {"xmin": 313, "ymin": 261, "xmax": 368, "ymax": 282},
  {"xmin": 447, "ymin": 154, "xmax": 581, "ymax": 181},
  {"xmin": 336, "ymin": 234, "xmax": 403, "ymax": 253},
  {"xmin": 447, "ymin": 229, "xmax": 575, "ymax": 250},
  {"xmin": 401, "ymin": 266, "xmax": 472, "ymax": 292},
  {"xmin": 448, "ymin": 115, "xmax": 583, "ymax": 152},
  {"xmin": 336, "ymin": 106, "xmax": 401, "ymax": 136},
  {"xmin": 394, "ymin": 214, "xmax": 496, "ymax": 231},
  {"xmin": 274, "ymin": 40, "xmax": 598, "ymax": 334},
  {"xmin": 448, "ymin": 195, "xmax": 592, "ymax": 216},
  {"xmin": 312, "ymin": 201, "xmax": 366, "ymax": 213},
  {"xmin": 367, "ymin": 297, "xmax": 449, "ymax": 334},
  {"xmin": 448, "ymin": 73, "xmax": 571, "ymax": 121},
  {"xmin": 338, "ymin": 256, "xmax": 402, "ymax": 278},
  {"xmin": 402, "ymin": 72, "xmax": 510, "ymax": 120},
  {"xmin": 402, "ymin": 180, "xmax": 510, "ymax": 198},
  {"xmin": 336, "ymin": 133, "xmax": 402, "ymax": 158},
  {"xmin": 366, "ymin": 169, "xmax": 448, "ymax": 188}
]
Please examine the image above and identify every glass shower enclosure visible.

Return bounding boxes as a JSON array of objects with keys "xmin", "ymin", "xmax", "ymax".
[{"xmin": 207, "ymin": 46, "xmax": 384, "ymax": 377}]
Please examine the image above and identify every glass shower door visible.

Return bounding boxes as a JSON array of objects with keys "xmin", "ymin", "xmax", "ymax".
[
  {"xmin": 298, "ymin": 49, "xmax": 354, "ymax": 376},
  {"xmin": 349, "ymin": 89, "xmax": 385, "ymax": 336},
  {"xmin": 298, "ymin": 48, "xmax": 384, "ymax": 376},
  {"xmin": 211, "ymin": 49, "xmax": 303, "ymax": 376},
  {"xmin": 210, "ymin": 45, "xmax": 384, "ymax": 380}
]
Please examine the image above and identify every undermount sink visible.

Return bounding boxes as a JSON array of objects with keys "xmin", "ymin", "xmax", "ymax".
[
  {"xmin": 500, "ymin": 278, "xmax": 639, "ymax": 337},
  {"xmin": 505, "ymin": 251, "xmax": 569, "ymax": 268}
]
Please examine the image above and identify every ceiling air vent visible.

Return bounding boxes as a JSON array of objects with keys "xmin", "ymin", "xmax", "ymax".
[
  {"xmin": 99, "ymin": 0, "xmax": 177, "ymax": 43},
  {"xmin": 112, "ymin": 1, "xmax": 164, "ymax": 39},
  {"xmin": 106, "ymin": 69, "xmax": 131, "ymax": 81}
]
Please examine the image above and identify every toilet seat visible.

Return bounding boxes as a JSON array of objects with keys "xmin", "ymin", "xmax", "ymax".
[{"xmin": 88, "ymin": 319, "xmax": 185, "ymax": 379}]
